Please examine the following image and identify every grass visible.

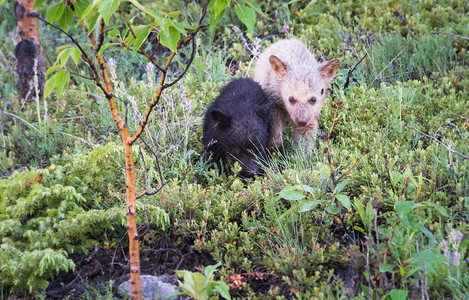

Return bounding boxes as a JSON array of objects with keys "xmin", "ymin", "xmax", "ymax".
[{"xmin": 0, "ymin": 0, "xmax": 468, "ymax": 298}]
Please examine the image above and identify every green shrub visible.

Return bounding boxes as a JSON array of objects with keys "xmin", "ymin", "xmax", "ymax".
[{"xmin": 0, "ymin": 143, "xmax": 126, "ymax": 294}]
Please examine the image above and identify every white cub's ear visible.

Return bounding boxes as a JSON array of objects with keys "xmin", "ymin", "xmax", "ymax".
[
  {"xmin": 320, "ymin": 58, "xmax": 340, "ymax": 79},
  {"xmin": 269, "ymin": 55, "xmax": 287, "ymax": 78}
]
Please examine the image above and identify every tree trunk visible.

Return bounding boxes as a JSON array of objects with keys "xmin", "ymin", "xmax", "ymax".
[{"xmin": 14, "ymin": 0, "xmax": 44, "ymax": 103}]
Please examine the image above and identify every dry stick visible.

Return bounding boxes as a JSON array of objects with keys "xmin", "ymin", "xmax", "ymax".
[
  {"xmin": 371, "ymin": 49, "xmax": 404, "ymax": 85},
  {"xmin": 404, "ymin": 177, "xmax": 409, "ymax": 201},
  {"xmin": 384, "ymin": 154, "xmax": 396, "ymax": 194},
  {"xmin": 336, "ymin": 152, "xmax": 367, "ymax": 183},
  {"xmin": 343, "ymin": 53, "xmax": 366, "ymax": 90},
  {"xmin": 407, "ymin": 126, "xmax": 469, "ymax": 160},
  {"xmin": 327, "ymin": 105, "xmax": 340, "ymax": 138},
  {"xmin": 323, "ymin": 139, "xmax": 336, "ymax": 185},
  {"xmin": 416, "ymin": 238, "xmax": 424, "ymax": 299},
  {"xmin": 140, "ymin": 137, "xmax": 165, "ymax": 186},
  {"xmin": 430, "ymin": 31, "xmax": 469, "ymax": 41},
  {"xmin": 373, "ymin": 203, "xmax": 389, "ymax": 290},
  {"xmin": 365, "ymin": 240, "xmax": 375, "ymax": 300},
  {"xmin": 391, "ymin": 9, "xmax": 416, "ymax": 39}
]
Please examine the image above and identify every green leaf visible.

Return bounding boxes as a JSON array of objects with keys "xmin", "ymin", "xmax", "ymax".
[
  {"xmin": 430, "ymin": 203, "xmax": 449, "ymax": 217},
  {"xmin": 132, "ymin": 25, "xmax": 151, "ymax": 55},
  {"xmin": 75, "ymin": 0, "xmax": 90, "ymax": 18},
  {"xmin": 300, "ymin": 201, "xmax": 319, "ymax": 212},
  {"xmin": 354, "ymin": 198, "xmax": 367, "ymax": 231},
  {"xmin": 402, "ymin": 215, "xmax": 419, "ymax": 231},
  {"xmin": 86, "ymin": 12, "xmax": 101, "ymax": 33},
  {"xmin": 379, "ymin": 264, "xmax": 396, "ymax": 272},
  {"xmin": 389, "ymin": 289, "xmax": 408, "ymax": 300},
  {"xmin": 70, "ymin": 47, "xmax": 83, "ymax": 65},
  {"xmin": 55, "ymin": 70, "xmax": 70, "ymax": 97},
  {"xmin": 46, "ymin": 2, "xmax": 64, "ymax": 23},
  {"xmin": 395, "ymin": 201, "xmax": 415, "ymax": 219},
  {"xmin": 204, "ymin": 263, "xmax": 221, "ymax": 282},
  {"xmin": 213, "ymin": 0, "xmax": 231, "ymax": 16},
  {"xmin": 160, "ymin": 26, "xmax": 180, "ymax": 53},
  {"xmin": 336, "ymin": 194, "xmax": 351, "ymax": 210},
  {"xmin": 173, "ymin": 21, "xmax": 187, "ymax": 35},
  {"xmin": 45, "ymin": 65, "xmax": 62, "ymax": 77},
  {"xmin": 99, "ymin": 0, "xmax": 119, "ymax": 25},
  {"xmin": 212, "ymin": 281, "xmax": 231, "ymax": 300},
  {"xmin": 44, "ymin": 74, "xmax": 57, "ymax": 99},
  {"xmin": 294, "ymin": 185, "xmax": 316, "ymax": 195},
  {"xmin": 97, "ymin": 42, "xmax": 113, "ymax": 57},
  {"xmin": 107, "ymin": 28, "xmax": 120, "ymax": 39},
  {"xmin": 235, "ymin": 4, "xmax": 255, "ymax": 34},
  {"xmin": 334, "ymin": 179, "xmax": 350, "ymax": 194},
  {"xmin": 326, "ymin": 204, "xmax": 341, "ymax": 214},
  {"xmin": 412, "ymin": 251, "xmax": 446, "ymax": 274},
  {"xmin": 209, "ymin": 0, "xmax": 230, "ymax": 32},
  {"xmin": 419, "ymin": 224, "xmax": 438, "ymax": 244},
  {"xmin": 166, "ymin": 11, "xmax": 181, "ymax": 19},
  {"xmin": 34, "ymin": 0, "xmax": 48, "ymax": 9},
  {"xmin": 353, "ymin": 225, "xmax": 365, "ymax": 234},
  {"xmin": 57, "ymin": 48, "xmax": 72, "ymax": 67},
  {"xmin": 278, "ymin": 188, "xmax": 305, "ymax": 201},
  {"xmin": 57, "ymin": 5, "xmax": 74, "ymax": 32}
]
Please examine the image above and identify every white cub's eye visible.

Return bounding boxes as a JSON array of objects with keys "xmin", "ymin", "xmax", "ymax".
[
  {"xmin": 289, "ymin": 96, "xmax": 297, "ymax": 104},
  {"xmin": 309, "ymin": 97, "xmax": 317, "ymax": 104}
]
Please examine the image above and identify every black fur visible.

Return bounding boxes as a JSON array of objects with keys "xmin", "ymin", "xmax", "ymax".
[{"xmin": 202, "ymin": 78, "xmax": 274, "ymax": 177}]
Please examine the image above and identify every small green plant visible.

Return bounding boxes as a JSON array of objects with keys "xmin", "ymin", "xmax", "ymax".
[{"xmin": 169, "ymin": 262, "xmax": 231, "ymax": 300}]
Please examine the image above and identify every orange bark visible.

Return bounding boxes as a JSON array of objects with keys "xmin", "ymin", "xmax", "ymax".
[
  {"xmin": 73, "ymin": 11, "xmax": 142, "ymax": 299},
  {"xmin": 15, "ymin": 0, "xmax": 44, "ymax": 102},
  {"xmin": 16, "ymin": 0, "xmax": 40, "ymax": 43}
]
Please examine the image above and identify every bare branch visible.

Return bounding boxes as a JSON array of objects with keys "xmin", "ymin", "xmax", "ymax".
[
  {"xmin": 343, "ymin": 53, "xmax": 366, "ymax": 90},
  {"xmin": 407, "ymin": 126, "xmax": 469, "ymax": 160},
  {"xmin": 135, "ymin": 137, "xmax": 170, "ymax": 199},
  {"xmin": 163, "ymin": 38, "xmax": 197, "ymax": 88},
  {"xmin": 69, "ymin": 71, "xmax": 95, "ymax": 81},
  {"xmin": 430, "ymin": 31, "xmax": 469, "ymax": 41}
]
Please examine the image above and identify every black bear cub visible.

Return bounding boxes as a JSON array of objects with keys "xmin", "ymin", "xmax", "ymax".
[{"xmin": 202, "ymin": 78, "xmax": 273, "ymax": 178}]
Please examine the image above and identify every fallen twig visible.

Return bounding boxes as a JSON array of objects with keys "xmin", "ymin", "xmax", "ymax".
[
  {"xmin": 430, "ymin": 31, "xmax": 469, "ymax": 41},
  {"xmin": 407, "ymin": 126, "xmax": 469, "ymax": 160}
]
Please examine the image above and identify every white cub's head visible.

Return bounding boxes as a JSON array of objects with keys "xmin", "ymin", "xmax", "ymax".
[{"xmin": 269, "ymin": 55, "xmax": 340, "ymax": 128}]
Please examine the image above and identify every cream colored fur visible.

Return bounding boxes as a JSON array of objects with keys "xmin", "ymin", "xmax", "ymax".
[{"xmin": 254, "ymin": 39, "xmax": 340, "ymax": 152}]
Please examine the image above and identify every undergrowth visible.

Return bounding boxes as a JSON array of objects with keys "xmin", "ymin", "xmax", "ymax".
[{"xmin": 0, "ymin": 0, "xmax": 468, "ymax": 298}]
